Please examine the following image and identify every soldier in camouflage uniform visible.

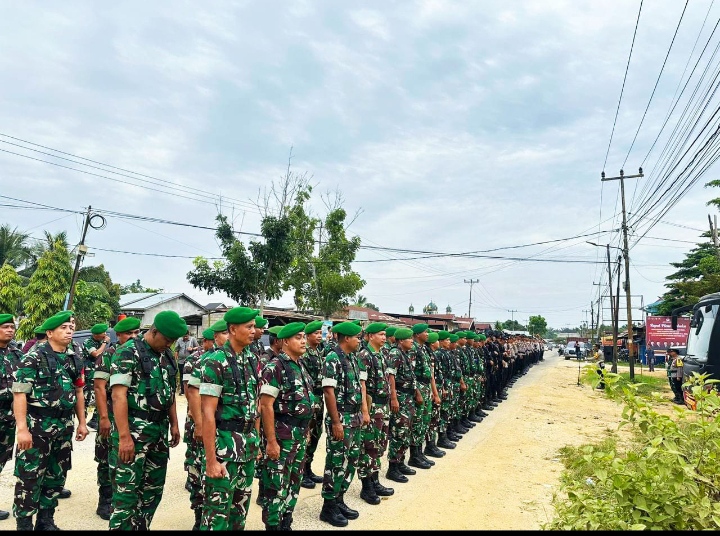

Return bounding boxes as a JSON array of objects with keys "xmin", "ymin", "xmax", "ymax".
[
  {"xmin": 434, "ymin": 331, "xmax": 457, "ymax": 450},
  {"xmin": 384, "ymin": 326, "xmax": 397, "ymax": 351},
  {"xmin": 199, "ymin": 306, "xmax": 261, "ymax": 531},
  {"xmin": 386, "ymin": 328, "xmax": 421, "ymax": 483},
  {"xmin": 249, "ymin": 316, "xmax": 267, "ymax": 359},
  {"xmin": 257, "ymin": 322, "xmax": 315, "ymax": 530},
  {"xmin": 92, "ymin": 316, "xmax": 141, "ymax": 521},
  {"xmin": 12, "ymin": 310, "xmax": 89, "ymax": 530},
  {"xmin": 83, "ymin": 323, "xmax": 111, "ymax": 430},
  {"xmin": 300, "ymin": 320, "xmax": 325, "ymax": 489},
  {"xmin": 408, "ymin": 323, "xmax": 436, "ymax": 469},
  {"xmin": 318, "ymin": 321, "xmax": 369, "ymax": 528},
  {"xmin": 0, "ymin": 314, "xmax": 21, "ymax": 521},
  {"xmin": 446, "ymin": 334, "xmax": 468, "ymax": 441},
  {"xmin": 108, "ymin": 311, "xmax": 185, "ymax": 530},
  {"xmin": 423, "ymin": 331, "xmax": 446, "ymax": 459},
  {"xmin": 356, "ymin": 322, "xmax": 394, "ymax": 505}
]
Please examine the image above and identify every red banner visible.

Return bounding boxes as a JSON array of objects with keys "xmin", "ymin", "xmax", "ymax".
[{"xmin": 645, "ymin": 316, "xmax": 690, "ymax": 351}]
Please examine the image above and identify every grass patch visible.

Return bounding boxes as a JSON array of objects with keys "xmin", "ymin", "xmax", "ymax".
[{"xmin": 615, "ymin": 372, "xmax": 668, "ymax": 397}]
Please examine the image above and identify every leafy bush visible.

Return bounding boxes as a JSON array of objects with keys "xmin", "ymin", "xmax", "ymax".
[{"xmin": 545, "ymin": 371, "xmax": 720, "ymax": 530}]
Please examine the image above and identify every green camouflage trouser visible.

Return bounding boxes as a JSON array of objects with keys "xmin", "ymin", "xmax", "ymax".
[
  {"xmin": 183, "ymin": 418, "xmax": 204, "ymax": 511},
  {"xmin": 426, "ymin": 398, "xmax": 441, "ymax": 442},
  {"xmin": 321, "ymin": 413, "xmax": 361, "ymax": 500},
  {"xmin": 439, "ymin": 388, "xmax": 451, "ymax": 433},
  {"xmin": 388, "ymin": 391, "xmax": 416, "ymax": 463},
  {"xmin": 462, "ymin": 378, "xmax": 474, "ymax": 416},
  {"xmin": 13, "ymin": 424, "xmax": 73, "ymax": 517},
  {"xmin": 410, "ymin": 383, "xmax": 432, "ymax": 446},
  {"xmin": 357, "ymin": 401, "xmax": 390, "ymax": 479},
  {"xmin": 95, "ymin": 431, "xmax": 112, "ymax": 488},
  {"xmin": 109, "ymin": 430, "xmax": 170, "ymax": 530},
  {"xmin": 259, "ymin": 433, "xmax": 308, "ymax": 527},
  {"xmin": 0, "ymin": 418, "xmax": 16, "ymax": 474},
  {"xmin": 305, "ymin": 393, "xmax": 324, "ymax": 466},
  {"xmin": 201, "ymin": 458, "xmax": 255, "ymax": 531}
]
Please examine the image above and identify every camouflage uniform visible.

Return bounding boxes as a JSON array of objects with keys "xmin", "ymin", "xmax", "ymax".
[
  {"xmin": 92, "ymin": 345, "xmax": 115, "ymax": 494},
  {"xmin": 199, "ymin": 341, "xmax": 259, "ymax": 531},
  {"xmin": 108, "ymin": 338, "xmax": 178, "ymax": 530},
  {"xmin": 357, "ymin": 342, "xmax": 390, "ymax": 479},
  {"xmin": 409, "ymin": 341, "xmax": 432, "ymax": 447},
  {"xmin": 321, "ymin": 346, "xmax": 366, "ymax": 500},
  {"xmin": 183, "ymin": 348, "xmax": 207, "ymax": 513},
  {"xmin": 82, "ymin": 337, "xmax": 102, "ymax": 414},
  {"xmin": 435, "ymin": 346, "xmax": 452, "ymax": 436},
  {"xmin": 0, "ymin": 344, "xmax": 21, "ymax": 474},
  {"xmin": 11, "ymin": 342, "xmax": 84, "ymax": 518},
  {"xmin": 301, "ymin": 344, "xmax": 325, "ymax": 472},
  {"xmin": 258, "ymin": 352, "xmax": 315, "ymax": 528},
  {"xmin": 426, "ymin": 343, "xmax": 442, "ymax": 443},
  {"xmin": 387, "ymin": 345, "xmax": 417, "ymax": 463}
]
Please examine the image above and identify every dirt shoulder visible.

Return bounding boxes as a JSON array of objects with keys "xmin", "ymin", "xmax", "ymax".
[{"xmin": 0, "ymin": 352, "xmax": 675, "ymax": 530}]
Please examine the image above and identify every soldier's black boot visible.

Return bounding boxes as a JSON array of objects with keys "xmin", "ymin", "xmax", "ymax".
[
  {"xmin": 481, "ymin": 401, "xmax": 494, "ymax": 411},
  {"xmin": 461, "ymin": 416, "xmax": 475, "ymax": 428},
  {"xmin": 360, "ymin": 477, "xmax": 381, "ymax": 505},
  {"xmin": 337, "ymin": 494, "xmax": 359, "ymax": 520},
  {"xmin": 398, "ymin": 460, "xmax": 416, "ymax": 476},
  {"xmin": 192, "ymin": 508, "xmax": 202, "ymax": 531},
  {"xmin": 424, "ymin": 438, "xmax": 445, "ymax": 458},
  {"xmin": 35, "ymin": 508, "xmax": 60, "ymax": 530},
  {"xmin": 437, "ymin": 432, "xmax": 456, "ymax": 450},
  {"xmin": 87, "ymin": 412, "xmax": 99, "ymax": 431},
  {"xmin": 17, "ymin": 517, "xmax": 33, "ymax": 530},
  {"xmin": 418, "ymin": 445, "xmax": 435, "ymax": 466},
  {"xmin": 385, "ymin": 462, "xmax": 408, "ymax": 483},
  {"xmin": 319, "ymin": 499, "xmax": 348, "ymax": 527},
  {"xmin": 452, "ymin": 419, "xmax": 468, "ymax": 435},
  {"xmin": 265, "ymin": 524, "xmax": 279, "ymax": 530},
  {"xmin": 58, "ymin": 488, "xmax": 71, "ymax": 499},
  {"xmin": 300, "ymin": 463, "xmax": 316, "ymax": 489},
  {"xmin": 372, "ymin": 472, "xmax": 394, "ymax": 496},
  {"xmin": 0, "ymin": 509, "xmax": 8, "ymax": 521},
  {"xmin": 476, "ymin": 405, "xmax": 488, "ymax": 417},
  {"xmin": 281, "ymin": 513, "xmax": 293, "ymax": 530},
  {"xmin": 96, "ymin": 485, "xmax": 112, "ymax": 521},
  {"xmin": 407, "ymin": 446, "xmax": 431, "ymax": 469},
  {"xmin": 468, "ymin": 412, "xmax": 483, "ymax": 423}
]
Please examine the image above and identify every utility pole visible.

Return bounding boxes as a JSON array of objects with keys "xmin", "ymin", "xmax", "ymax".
[
  {"xmin": 66, "ymin": 206, "xmax": 93, "ymax": 310},
  {"xmin": 613, "ymin": 255, "xmax": 622, "ymax": 374},
  {"xmin": 507, "ymin": 309, "xmax": 518, "ymax": 326},
  {"xmin": 590, "ymin": 301, "xmax": 595, "ymax": 344},
  {"xmin": 464, "ymin": 279, "xmax": 479, "ymax": 318},
  {"xmin": 708, "ymin": 214, "xmax": 720, "ymax": 263},
  {"xmin": 582, "ymin": 310, "xmax": 589, "ymax": 339},
  {"xmin": 602, "ymin": 168, "xmax": 643, "ymax": 380}
]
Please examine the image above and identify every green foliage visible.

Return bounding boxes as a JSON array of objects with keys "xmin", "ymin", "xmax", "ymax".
[
  {"xmin": 73, "ymin": 280, "xmax": 114, "ymax": 330},
  {"xmin": 494, "ymin": 320, "xmax": 504, "ymax": 330},
  {"xmin": 502, "ymin": 319, "xmax": 526, "ymax": 331},
  {"xmin": 0, "ymin": 262, "xmax": 23, "ymax": 315},
  {"xmin": 17, "ymin": 238, "xmax": 72, "ymax": 340},
  {"xmin": 18, "ymin": 230, "xmax": 68, "ymax": 278},
  {"xmin": 79, "ymin": 264, "xmax": 121, "ymax": 316},
  {"xmin": 546, "ymin": 371, "xmax": 720, "ymax": 530},
  {"xmin": 528, "ymin": 315, "xmax": 547, "ymax": 336},
  {"xmin": 0, "ymin": 224, "xmax": 30, "ymax": 269},
  {"xmin": 351, "ymin": 294, "xmax": 379, "ymax": 311},
  {"xmin": 119, "ymin": 279, "xmax": 162, "ymax": 294}
]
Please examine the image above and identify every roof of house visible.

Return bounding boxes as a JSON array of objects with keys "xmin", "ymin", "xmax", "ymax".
[
  {"xmin": 119, "ymin": 292, "xmax": 207, "ymax": 312},
  {"xmin": 204, "ymin": 302, "xmax": 230, "ymax": 312}
]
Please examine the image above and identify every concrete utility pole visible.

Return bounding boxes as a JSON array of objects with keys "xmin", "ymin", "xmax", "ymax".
[
  {"xmin": 507, "ymin": 309, "xmax": 518, "ymax": 325},
  {"xmin": 602, "ymin": 168, "xmax": 644, "ymax": 381},
  {"xmin": 464, "ymin": 279, "xmax": 479, "ymax": 318},
  {"xmin": 708, "ymin": 214, "xmax": 720, "ymax": 263},
  {"xmin": 67, "ymin": 206, "xmax": 93, "ymax": 310}
]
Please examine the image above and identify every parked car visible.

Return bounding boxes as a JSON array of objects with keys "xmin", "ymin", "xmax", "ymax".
[{"xmin": 564, "ymin": 342, "xmax": 587, "ymax": 360}]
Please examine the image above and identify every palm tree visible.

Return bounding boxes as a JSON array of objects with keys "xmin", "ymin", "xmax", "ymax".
[
  {"xmin": 19, "ymin": 230, "xmax": 69, "ymax": 278},
  {"xmin": 0, "ymin": 224, "xmax": 30, "ymax": 268},
  {"xmin": 353, "ymin": 294, "xmax": 368, "ymax": 307}
]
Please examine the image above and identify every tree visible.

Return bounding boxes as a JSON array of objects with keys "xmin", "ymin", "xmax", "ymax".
[
  {"xmin": 0, "ymin": 262, "xmax": 23, "ymax": 315},
  {"xmin": 528, "ymin": 315, "xmax": 548, "ymax": 337},
  {"xmin": 119, "ymin": 279, "xmax": 162, "ymax": 294},
  {"xmin": 73, "ymin": 280, "xmax": 114, "ymax": 329},
  {"xmin": 17, "ymin": 238, "xmax": 72, "ymax": 340},
  {"xmin": 0, "ymin": 224, "xmax": 30, "ymax": 269},
  {"xmin": 494, "ymin": 320, "xmax": 504, "ymax": 330},
  {"xmin": 503, "ymin": 319, "xmax": 526, "ymax": 331},
  {"xmin": 79, "ymin": 264, "xmax": 121, "ymax": 315},
  {"xmin": 351, "ymin": 294, "xmax": 379, "ymax": 311},
  {"xmin": 19, "ymin": 230, "xmax": 68, "ymax": 278}
]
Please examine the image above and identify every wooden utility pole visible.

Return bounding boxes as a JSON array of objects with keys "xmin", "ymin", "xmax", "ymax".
[
  {"xmin": 464, "ymin": 279, "xmax": 479, "ymax": 318},
  {"xmin": 602, "ymin": 168, "xmax": 643, "ymax": 380}
]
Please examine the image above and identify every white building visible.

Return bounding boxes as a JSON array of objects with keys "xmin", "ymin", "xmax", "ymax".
[{"xmin": 119, "ymin": 293, "xmax": 207, "ymax": 336}]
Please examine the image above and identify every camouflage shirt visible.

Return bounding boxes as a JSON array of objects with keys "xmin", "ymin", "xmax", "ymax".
[
  {"xmin": 199, "ymin": 341, "xmax": 259, "ymax": 463},
  {"xmin": 183, "ymin": 348, "xmax": 207, "ymax": 386},
  {"xmin": 109, "ymin": 338, "xmax": 177, "ymax": 439},
  {"xmin": 302, "ymin": 345, "xmax": 324, "ymax": 394},
  {"xmin": 450, "ymin": 349, "xmax": 463, "ymax": 381},
  {"xmin": 386, "ymin": 346, "xmax": 416, "ymax": 392},
  {"xmin": 82, "ymin": 337, "xmax": 103, "ymax": 377},
  {"xmin": 259, "ymin": 352, "xmax": 316, "ymax": 440},
  {"xmin": 12, "ymin": 341, "xmax": 84, "ymax": 432},
  {"xmin": 93, "ymin": 344, "xmax": 118, "ymax": 416},
  {"xmin": 410, "ymin": 341, "xmax": 432, "ymax": 386},
  {"xmin": 0, "ymin": 344, "xmax": 21, "ymax": 421},
  {"xmin": 433, "ymin": 348, "xmax": 446, "ymax": 389},
  {"xmin": 356, "ymin": 343, "xmax": 390, "ymax": 399},
  {"xmin": 321, "ymin": 347, "xmax": 366, "ymax": 420}
]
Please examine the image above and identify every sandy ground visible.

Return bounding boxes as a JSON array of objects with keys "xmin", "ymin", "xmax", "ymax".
[{"xmin": 0, "ymin": 351, "xmax": 675, "ymax": 530}]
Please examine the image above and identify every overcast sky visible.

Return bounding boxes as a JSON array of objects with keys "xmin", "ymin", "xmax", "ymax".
[{"xmin": 2, "ymin": 0, "xmax": 719, "ymax": 329}]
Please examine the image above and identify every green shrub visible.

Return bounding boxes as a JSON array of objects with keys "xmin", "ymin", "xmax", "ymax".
[{"xmin": 545, "ymin": 372, "xmax": 720, "ymax": 530}]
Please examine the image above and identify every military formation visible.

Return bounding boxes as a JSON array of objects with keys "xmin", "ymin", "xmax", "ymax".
[{"xmin": 0, "ymin": 308, "xmax": 547, "ymax": 530}]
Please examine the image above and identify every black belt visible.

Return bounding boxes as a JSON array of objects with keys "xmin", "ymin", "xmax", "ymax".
[
  {"xmin": 216, "ymin": 419, "xmax": 255, "ymax": 433},
  {"xmin": 336, "ymin": 403, "xmax": 360, "ymax": 413},
  {"xmin": 0, "ymin": 400, "xmax": 12, "ymax": 410},
  {"xmin": 372, "ymin": 395, "xmax": 388, "ymax": 404},
  {"xmin": 313, "ymin": 388, "xmax": 324, "ymax": 396},
  {"xmin": 275, "ymin": 413, "xmax": 312, "ymax": 428},
  {"xmin": 397, "ymin": 386, "xmax": 415, "ymax": 394},
  {"xmin": 129, "ymin": 408, "xmax": 169, "ymax": 423},
  {"xmin": 416, "ymin": 377, "xmax": 431, "ymax": 385},
  {"xmin": 28, "ymin": 405, "xmax": 73, "ymax": 419}
]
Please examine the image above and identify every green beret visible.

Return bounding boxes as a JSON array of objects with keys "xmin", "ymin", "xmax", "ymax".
[
  {"xmin": 0, "ymin": 314, "xmax": 14, "ymax": 326},
  {"xmin": 210, "ymin": 320, "xmax": 228, "ymax": 332},
  {"xmin": 304, "ymin": 320, "xmax": 323, "ymax": 334},
  {"xmin": 114, "ymin": 317, "xmax": 141, "ymax": 333},
  {"xmin": 385, "ymin": 326, "xmax": 397, "ymax": 338},
  {"xmin": 268, "ymin": 326, "xmax": 283, "ymax": 336},
  {"xmin": 394, "ymin": 328, "xmax": 413, "ymax": 340},
  {"xmin": 449, "ymin": 334, "xmax": 459, "ymax": 343},
  {"xmin": 255, "ymin": 316, "xmax": 268, "ymax": 328},
  {"xmin": 202, "ymin": 328, "xmax": 215, "ymax": 340},
  {"xmin": 438, "ymin": 330, "xmax": 450, "ymax": 340},
  {"xmin": 456, "ymin": 331, "xmax": 467, "ymax": 339},
  {"xmin": 466, "ymin": 332, "xmax": 476, "ymax": 341},
  {"xmin": 224, "ymin": 306, "xmax": 260, "ymax": 325},
  {"xmin": 411, "ymin": 323, "xmax": 429, "ymax": 335},
  {"xmin": 153, "ymin": 311, "xmax": 188, "ymax": 340},
  {"xmin": 278, "ymin": 322, "xmax": 306, "ymax": 339},
  {"xmin": 33, "ymin": 325, "xmax": 46, "ymax": 335},
  {"xmin": 427, "ymin": 332, "xmax": 439, "ymax": 344},
  {"xmin": 352, "ymin": 319, "xmax": 362, "ymax": 325},
  {"xmin": 90, "ymin": 323, "xmax": 109, "ymax": 335},
  {"xmin": 478, "ymin": 334, "xmax": 487, "ymax": 341},
  {"xmin": 365, "ymin": 322, "xmax": 388, "ymax": 334},
  {"xmin": 332, "ymin": 322, "xmax": 362, "ymax": 337},
  {"xmin": 40, "ymin": 311, "xmax": 74, "ymax": 332}
]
